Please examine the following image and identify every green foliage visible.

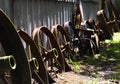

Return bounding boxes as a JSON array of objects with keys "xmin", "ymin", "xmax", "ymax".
[
  {"xmin": 69, "ymin": 60, "xmax": 81, "ymax": 70},
  {"xmin": 116, "ymin": 0, "xmax": 120, "ymax": 13},
  {"xmin": 68, "ymin": 32, "xmax": 120, "ymax": 83},
  {"xmin": 96, "ymin": 33, "xmax": 120, "ymax": 81}
]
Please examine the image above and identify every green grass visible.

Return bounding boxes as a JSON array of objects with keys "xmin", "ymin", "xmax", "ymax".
[
  {"xmin": 92, "ymin": 33, "xmax": 120, "ymax": 81},
  {"xmin": 67, "ymin": 58, "xmax": 81, "ymax": 70},
  {"xmin": 70, "ymin": 32, "xmax": 120, "ymax": 82}
]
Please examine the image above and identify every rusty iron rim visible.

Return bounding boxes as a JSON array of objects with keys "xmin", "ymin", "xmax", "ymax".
[
  {"xmin": 18, "ymin": 29, "xmax": 49, "ymax": 84},
  {"xmin": 32, "ymin": 27, "xmax": 65, "ymax": 72},
  {"xmin": 51, "ymin": 25, "xmax": 72, "ymax": 71},
  {"xmin": 97, "ymin": 10, "xmax": 112, "ymax": 39},
  {"xmin": 0, "ymin": 9, "xmax": 31, "ymax": 84}
]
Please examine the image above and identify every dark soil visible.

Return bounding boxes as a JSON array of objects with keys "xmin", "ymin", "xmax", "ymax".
[{"xmin": 53, "ymin": 38, "xmax": 120, "ymax": 84}]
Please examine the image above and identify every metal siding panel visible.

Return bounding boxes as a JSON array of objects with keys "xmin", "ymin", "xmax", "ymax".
[
  {"xmin": 13, "ymin": 0, "xmax": 74, "ymax": 33},
  {"xmin": 81, "ymin": 0, "xmax": 101, "ymax": 20}
]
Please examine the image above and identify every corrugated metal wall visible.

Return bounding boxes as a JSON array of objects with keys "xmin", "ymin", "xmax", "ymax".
[
  {"xmin": 13, "ymin": 0, "xmax": 75, "ymax": 35},
  {"xmin": 1, "ymin": 0, "xmax": 117, "ymax": 35},
  {"xmin": 0, "ymin": 0, "xmax": 13, "ymax": 19},
  {"xmin": 0, "ymin": 0, "xmax": 75, "ymax": 35},
  {"xmin": 80, "ymin": 0, "xmax": 101, "ymax": 21}
]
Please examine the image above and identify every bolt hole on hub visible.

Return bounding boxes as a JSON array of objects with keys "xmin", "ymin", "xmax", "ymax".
[
  {"xmin": 29, "ymin": 58, "xmax": 39, "ymax": 71},
  {"xmin": 0, "ymin": 55, "xmax": 16, "ymax": 72}
]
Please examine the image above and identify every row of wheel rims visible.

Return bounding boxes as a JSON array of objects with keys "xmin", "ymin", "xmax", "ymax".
[
  {"xmin": 97, "ymin": 0, "xmax": 120, "ymax": 40},
  {"xmin": 0, "ymin": 8, "xmax": 73, "ymax": 84},
  {"xmin": 32, "ymin": 26, "xmax": 72, "ymax": 79},
  {"xmin": 0, "ymin": 6, "xmax": 110, "ymax": 84}
]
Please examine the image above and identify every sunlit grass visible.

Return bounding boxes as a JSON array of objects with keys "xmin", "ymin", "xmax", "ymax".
[
  {"xmin": 100, "ymin": 32, "xmax": 120, "ymax": 57},
  {"xmin": 68, "ymin": 32, "xmax": 120, "ymax": 83},
  {"xmin": 101, "ymin": 33, "xmax": 120, "ymax": 44},
  {"xmin": 82, "ymin": 32, "xmax": 120, "ymax": 83},
  {"xmin": 71, "ymin": 32, "xmax": 120, "ymax": 67},
  {"xmin": 66, "ymin": 58, "xmax": 81, "ymax": 70},
  {"xmin": 112, "ymin": 33, "xmax": 120, "ymax": 43},
  {"xmin": 99, "ymin": 32, "xmax": 120, "ymax": 81}
]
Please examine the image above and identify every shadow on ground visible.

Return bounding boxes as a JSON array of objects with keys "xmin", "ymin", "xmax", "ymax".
[{"xmin": 74, "ymin": 33, "xmax": 120, "ymax": 83}]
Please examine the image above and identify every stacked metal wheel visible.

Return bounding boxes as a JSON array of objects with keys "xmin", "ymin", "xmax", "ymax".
[{"xmin": 0, "ymin": 9, "xmax": 31, "ymax": 84}]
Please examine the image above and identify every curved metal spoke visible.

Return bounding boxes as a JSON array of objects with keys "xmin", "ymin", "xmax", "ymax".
[
  {"xmin": 18, "ymin": 29, "xmax": 49, "ymax": 84},
  {"xmin": 32, "ymin": 27, "xmax": 66, "ymax": 78}
]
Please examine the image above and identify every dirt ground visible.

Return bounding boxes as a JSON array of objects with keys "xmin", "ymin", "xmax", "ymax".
[
  {"xmin": 53, "ymin": 67, "xmax": 118, "ymax": 84},
  {"xmin": 52, "ymin": 41, "xmax": 120, "ymax": 84}
]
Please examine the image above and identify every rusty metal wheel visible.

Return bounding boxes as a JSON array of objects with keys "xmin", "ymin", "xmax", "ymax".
[
  {"xmin": 18, "ymin": 29, "xmax": 51, "ymax": 84},
  {"xmin": 63, "ymin": 22, "xmax": 81, "ymax": 57},
  {"xmin": 51, "ymin": 24, "xmax": 76, "ymax": 61},
  {"xmin": 51, "ymin": 25, "xmax": 74, "ymax": 71},
  {"xmin": 64, "ymin": 22, "xmax": 99, "ymax": 56},
  {"xmin": 32, "ymin": 27, "xmax": 66, "ymax": 78},
  {"xmin": 107, "ymin": 0, "xmax": 120, "ymax": 32},
  {"xmin": 97, "ymin": 10, "xmax": 113, "ymax": 39},
  {"xmin": 0, "ymin": 9, "xmax": 31, "ymax": 84}
]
